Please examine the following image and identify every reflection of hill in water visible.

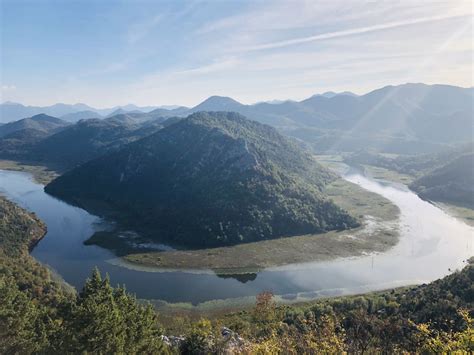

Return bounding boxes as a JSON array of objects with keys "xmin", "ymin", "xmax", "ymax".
[{"xmin": 215, "ymin": 272, "xmax": 257, "ymax": 283}]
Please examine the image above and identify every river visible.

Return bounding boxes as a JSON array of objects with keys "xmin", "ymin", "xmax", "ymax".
[{"xmin": 0, "ymin": 169, "xmax": 472, "ymax": 305}]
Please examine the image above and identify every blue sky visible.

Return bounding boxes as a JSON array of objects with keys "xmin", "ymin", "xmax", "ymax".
[{"xmin": 1, "ymin": 0, "xmax": 472, "ymax": 107}]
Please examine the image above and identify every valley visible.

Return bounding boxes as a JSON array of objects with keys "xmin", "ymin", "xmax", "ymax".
[
  {"xmin": 1, "ymin": 184, "xmax": 472, "ymax": 352},
  {"xmin": 0, "ymin": 99, "xmax": 472, "ymax": 306},
  {"xmin": 0, "ymin": 95, "xmax": 472, "ymax": 353},
  {"xmin": 2, "ymin": 2, "xmax": 473, "ymax": 351},
  {"xmin": 1, "ymin": 159, "xmax": 471, "ymax": 309}
]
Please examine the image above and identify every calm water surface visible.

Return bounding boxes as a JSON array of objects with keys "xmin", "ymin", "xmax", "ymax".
[{"xmin": 0, "ymin": 169, "xmax": 472, "ymax": 305}]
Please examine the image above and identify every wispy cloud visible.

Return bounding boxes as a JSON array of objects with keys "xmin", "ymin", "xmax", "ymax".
[
  {"xmin": 173, "ymin": 58, "xmax": 240, "ymax": 76},
  {"xmin": 3, "ymin": 0, "xmax": 472, "ymax": 106},
  {"xmin": 127, "ymin": 1, "xmax": 200, "ymax": 45},
  {"xmin": 234, "ymin": 13, "xmax": 472, "ymax": 52},
  {"xmin": 1, "ymin": 85, "xmax": 17, "ymax": 91},
  {"xmin": 127, "ymin": 14, "xmax": 164, "ymax": 44}
]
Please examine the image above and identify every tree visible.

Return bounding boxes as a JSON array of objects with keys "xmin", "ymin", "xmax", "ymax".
[
  {"xmin": 0, "ymin": 276, "xmax": 50, "ymax": 354},
  {"xmin": 65, "ymin": 268, "xmax": 167, "ymax": 354}
]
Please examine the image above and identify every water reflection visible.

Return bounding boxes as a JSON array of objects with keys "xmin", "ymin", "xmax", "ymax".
[{"xmin": 215, "ymin": 272, "xmax": 258, "ymax": 283}]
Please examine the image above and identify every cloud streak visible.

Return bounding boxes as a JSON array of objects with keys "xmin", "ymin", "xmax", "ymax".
[
  {"xmin": 127, "ymin": 14, "xmax": 164, "ymax": 44},
  {"xmin": 234, "ymin": 13, "xmax": 472, "ymax": 52},
  {"xmin": 1, "ymin": 85, "xmax": 17, "ymax": 91}
]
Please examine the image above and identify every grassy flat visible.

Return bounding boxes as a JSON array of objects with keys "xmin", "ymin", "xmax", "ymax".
[
  {"xmin": 433, "ymin": 202, "xmax": 474, "ymax": 227},
  {"xmin": 0, "ymin": 159, "xmax": 59, "ymax": 185},
  {"xmin": 120, "ymin": 178, "xmax": 399, "ymax": 272},
  {"xmin": 360, "ymin": 164, "xmax": 414, "ymax": 185}
]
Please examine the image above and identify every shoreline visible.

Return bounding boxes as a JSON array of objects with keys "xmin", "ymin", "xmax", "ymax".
[
  {"xmin": 28, "ymin": 221, "xmax": 48, "ymax": 252},
  {"xmin": 0, "ymin": 159, "xmax": 60, "ymax": 185},
  {"xmin": 0, "ymin": 163, "xmax": 471, "ymax": 312},
  {"xmin": 0, "ymin": 161, "xmax": 401, "ymax": 273},
  {"xmin": 359, "ymin": 163, "xmax": 474, "ymax": 227},
  {"xmin": 110, "ymin": 177, "xmax": 400, "ymax": 272},
  {"xmin": 8, "ymin": 157, "xmax": 470, "ymax": 275}
]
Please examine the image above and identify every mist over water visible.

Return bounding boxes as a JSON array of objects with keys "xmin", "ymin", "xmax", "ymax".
[{"xmin": 0, "ymin": 169, "xmax": 472, "ymax": 304}]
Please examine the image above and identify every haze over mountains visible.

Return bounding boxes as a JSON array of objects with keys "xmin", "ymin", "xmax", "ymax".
[
  {"xmin": 2, "ymin": 83, "xmax": 472, "ymax": 154},
  {"xmin": 0, "ymin": 114, "xmax": 71, "ymax": 154},
  {"xmin": 0, "ymin": 101, "xmax": 181, "ymax": 122},
  {"xmin": 0, "ymin": 114, "xmax": 174, "ymax": 170}
]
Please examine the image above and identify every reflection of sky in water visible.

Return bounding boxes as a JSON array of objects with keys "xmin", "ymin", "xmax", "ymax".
[{"xmin": 0, "ymin": 169, "xmax": 472, "ymax": 305}]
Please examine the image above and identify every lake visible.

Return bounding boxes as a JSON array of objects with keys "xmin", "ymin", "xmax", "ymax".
[{"xmin": 0, "ymin": 168, "xmax": 472, "ymax": 305}]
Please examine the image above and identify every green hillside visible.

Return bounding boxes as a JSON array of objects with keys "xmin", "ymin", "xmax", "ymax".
[
  {"xmin": 410, "ymin": 153, "xmax": 474, "ymax": 208},
  {"xmin": 46, "ymin": 112, "xmax": 358, "ymax": 247}
]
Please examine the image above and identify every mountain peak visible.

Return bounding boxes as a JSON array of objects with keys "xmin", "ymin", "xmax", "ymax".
[
  {"xmin": 45, "ymin": 111, "xmax": 357, "ymax": 247},
  {"xmin": 206, "ymin": 95, "xmax": 240, "ymax": 102},
  {"xmin": 31, "ymin": 113, "xmax": 56, "ymax": 119},
  {"xmin": 309, "ymin": 91, "xmax": 358, "ymax": 99},
  {"xmin": 191, "ymin": 96, "xmax": 243, "ymax": 112},
  {"xmin": 30, "ymin": 113, "xmax": 66, "ymax": 124}
]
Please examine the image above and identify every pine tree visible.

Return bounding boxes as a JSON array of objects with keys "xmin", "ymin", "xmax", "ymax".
[
  {"xmin": 66, "ymin": 268, "xmax": 167, "ymax": 354},
  {"xmin": 0, "ymin": 276, "xmax": 50, "ymax": 353}
]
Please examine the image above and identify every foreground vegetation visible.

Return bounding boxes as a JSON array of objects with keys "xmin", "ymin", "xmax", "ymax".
[
  {"xmin": 1, "ymin": 195, "xmax": 472, "ymax": 353},
  {"xmin": 0, "ymin": 196, "xmax": 167, "ymax": 353}
]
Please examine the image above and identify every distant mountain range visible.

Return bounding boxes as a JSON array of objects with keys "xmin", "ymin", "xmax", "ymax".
[
  {"xmin": 59, "ymin": 110, "xmax": 102, "ymax": 122},
  {"xmin": 1, "ymin": 83, "xmax": 473, "ymax": 154},
  {"xmin": 183, "ymin": 84, "xmax": 472, "ymax": 154},
  {"xmin": 0, "ymin": 112, "xmax": 177, "ymax": 170},
  {"xmin": 45, "ymin": 112, "xmax": 358, "ymax": 247},
  {"xmin": 0, "ymin": 102, "xmax": 186, "ymax": 123},
  {"xmin": 309, "ymin": 91, "xmax": 357, "ymax": 99}
]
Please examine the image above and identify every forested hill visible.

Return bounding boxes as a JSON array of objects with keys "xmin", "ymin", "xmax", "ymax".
[
  {"xmin": 45, "ymin": 111, "xmax": 358, "ymax": 247},
  {"xmin": 0, "ymin": 115, "xmax": 167, "ymax": 170},
  {"xmin": 410, "ymin": 153, "xmax": 474, "ymax": 208},
  {"xmin": 0, "ymin": 114, "xmax": 69, "ymax": 138}
]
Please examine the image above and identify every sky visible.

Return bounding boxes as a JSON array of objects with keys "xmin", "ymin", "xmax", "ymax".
[{"xmin": 1, "ymin": 0, "xmax": 473, "ymax": 107}]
